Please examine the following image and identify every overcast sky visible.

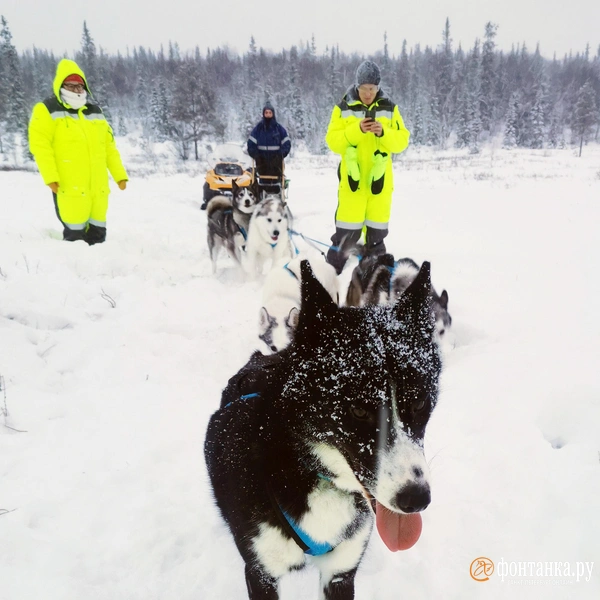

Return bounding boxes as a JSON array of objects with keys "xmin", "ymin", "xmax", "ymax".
[{"xmin": 3, "ymin": 0, "xmax": 599, "ymax": 60}]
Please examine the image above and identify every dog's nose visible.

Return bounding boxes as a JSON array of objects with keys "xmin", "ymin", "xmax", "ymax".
[
  {"xmin": 393, "ymin": 482, "xmax": 431, "ymax": 513},
  {"xmin": 273, "ymin": 230, "xmax": 279, "ymax": 236}
]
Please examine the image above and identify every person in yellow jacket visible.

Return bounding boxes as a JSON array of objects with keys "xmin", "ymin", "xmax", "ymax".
[
  {"xmin": 29, "ymin": 58, "xmax": 128, "ymax": 245},
  {"xmin": 325, "ymin": 60, "xmax": 410, "ymax": 273}
]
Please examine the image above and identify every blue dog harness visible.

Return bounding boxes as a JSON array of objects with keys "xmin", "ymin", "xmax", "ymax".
[{"xmin": 281, "ymin": 510, "xmax": 334, "ymax": 556}]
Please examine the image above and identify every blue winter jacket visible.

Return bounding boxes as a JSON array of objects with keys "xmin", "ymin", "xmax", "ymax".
[{"xmin": 247, "ymin": 117, "xmax": 291, "ymax": 160}]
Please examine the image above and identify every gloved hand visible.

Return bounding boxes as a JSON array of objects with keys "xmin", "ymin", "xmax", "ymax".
[
  {"xmin": 118, "ymin": 180, "xmax": 127, "ymax": 190},
  {"xmin": 345, "ymin": 146, "xmax": 360, "ymax": 189},
  {"xmin": 48, "ymin": 182, "xmax": 59, "ymax": 193},
  {"xmin": 369, "ymin": 150, "xmax": 389, "ymax": 194}
]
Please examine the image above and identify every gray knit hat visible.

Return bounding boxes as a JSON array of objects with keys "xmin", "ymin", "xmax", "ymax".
[{"xmin": 356, "ymin": 60, "xmax": 381, "ymax": 86}]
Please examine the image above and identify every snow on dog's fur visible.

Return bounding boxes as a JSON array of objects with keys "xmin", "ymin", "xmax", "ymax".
[
  {"xmin": 243, "ymin": 193, "xmax": 293, "ymax": 278},
  {"xmin": 206, "ymin": 179, "xmax": 258, "ymax": 273},
  {"xmin": 259, "ymin": 256, "xmax": 340, "ymax": 353},
  {"xmin": 205, "ymin": 260, "xmax": 442, "ymax": 599},
  {"xmin": 346, "ymin": 253, "xmax": 455, "ymax": 350}
]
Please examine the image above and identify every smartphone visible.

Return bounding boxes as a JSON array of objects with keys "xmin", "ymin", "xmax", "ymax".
[{"xmin": 365, "ymin": 109, "xmax": 376, "ymax": 120}]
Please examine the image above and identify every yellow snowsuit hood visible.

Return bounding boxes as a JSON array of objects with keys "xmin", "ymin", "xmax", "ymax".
[{"xmin": 53, "ymin": 58, "xmax": 90, "ymax": 104}]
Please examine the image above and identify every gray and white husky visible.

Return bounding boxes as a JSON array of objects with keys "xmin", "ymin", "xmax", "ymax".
[
  {"xmin": 346, "ymin": 253, "xmax": 455, "ymax": 350},
  {"xmin": 243, "ymin": 193, "xmax": 293, "ymax": 278},
  {"xmin": 206, "ymin": 179, "xmax": 258, "ymax": 273},
  {"xmin": 259, "ymin": 255, "xmax": 340, "ymax": 353}
]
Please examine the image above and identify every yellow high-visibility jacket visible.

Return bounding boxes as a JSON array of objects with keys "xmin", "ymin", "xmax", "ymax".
[
  {"xmin": 325, "ymin": 87, "xmax": 410, "ymax": 229},
  {"xmin": 29, "ymin": 58, "xmax": 128, "ymax": 229}
]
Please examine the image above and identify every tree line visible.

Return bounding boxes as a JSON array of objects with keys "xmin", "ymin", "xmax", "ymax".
[{"xmin": 1, "ymin": 16, "xmax": 599, "ymax": 163}]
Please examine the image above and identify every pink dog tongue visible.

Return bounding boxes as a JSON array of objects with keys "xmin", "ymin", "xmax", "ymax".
[{"xmin": 375, "ymin": 502, "xmax": 423, "ymax": 551}]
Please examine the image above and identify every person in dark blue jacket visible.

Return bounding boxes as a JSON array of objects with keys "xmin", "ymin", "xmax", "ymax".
[{"xmin": 247, "ymin": 101, "xmax": 291, "ymax": 185}]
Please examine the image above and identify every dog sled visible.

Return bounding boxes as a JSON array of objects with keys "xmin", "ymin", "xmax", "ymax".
[
  {"xmin": 252, "ymin": 155, "xmax": 290, "ymax": 199},
  {"xmin": 202, "ymin": 143, "xmax": 254, "ymax": 209}
]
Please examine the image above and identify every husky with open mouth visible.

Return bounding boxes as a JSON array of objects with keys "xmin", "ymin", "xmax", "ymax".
[
  {"xmin": 204, "ymin": 260, "xmax": 442, "ymax": 599},
  {"xmin": 243, "ymin": 193, "xmax": 293, "ymax": 278}
]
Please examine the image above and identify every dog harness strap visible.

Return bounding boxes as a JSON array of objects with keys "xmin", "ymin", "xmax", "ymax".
[
  {"xmin": 223, "ymin": 392, "xmax": 261, "ymax": 409},
  {"xmin": 265, "ymin": 484, "xmax": 334, "ymax": 556},
  {"xmin": 265, "ymin": 484, "xmax": 310, "ymax": 553},
  {"xmin": 283, "ymin": 263, "xmax": 298, "ymax": 280},
  {"xmin": 281, "ymin": 511, "xmax": 334, "ymax": 556}
]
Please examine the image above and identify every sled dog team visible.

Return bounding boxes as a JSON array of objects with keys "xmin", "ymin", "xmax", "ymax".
[
  {"xmin": 203, "ymin": 179, "xmax": 455, "ymax": 600},
  {"xmin": 204, "ymin": 178, "xmax": 455, "ymax": 355}
]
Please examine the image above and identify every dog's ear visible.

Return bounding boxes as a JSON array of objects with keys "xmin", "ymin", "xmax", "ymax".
[
  {"xmin": 295, "ymin": 260, "xmax": 338, "ymax": 343},
  {"xmin": 232, "ymin": 178, "xmax": 239, "ymax": 193},
  {"xmin": 393, "ymin": 261, "xmax": 434, "ymax": 336},
  {"xmin": 438, "ymin": 289, "xmax": 449, "ymax": 309},
  {"xmin": 258, "ymin": 307, "xmax": 271, "ymax": 334}
]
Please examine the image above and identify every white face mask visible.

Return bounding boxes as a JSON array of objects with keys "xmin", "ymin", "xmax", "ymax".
[{"xmin": 60, "ymin": 88, "xmax": 88, "ymax": 109}]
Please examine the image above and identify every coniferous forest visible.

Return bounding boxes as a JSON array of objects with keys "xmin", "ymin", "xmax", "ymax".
[{"xmin": 1, "ymin": 16, "xmax": 599, "ymax": 164}]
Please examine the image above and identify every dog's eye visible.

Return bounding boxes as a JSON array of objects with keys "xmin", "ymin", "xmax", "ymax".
[
  {"xmin": 413, "ymin": 395, "xmax": 430, "ymax": 413},
  {"xmin": 414, "ymin": 399, "xmax": 426, "ymax": 412},
  {"xmin": 350, "ymin": 406, "xmax": 370, "ymax": 421},
  {"xmin": 267, "ymin": 218, "xmax": 272, "ymax": 222}
]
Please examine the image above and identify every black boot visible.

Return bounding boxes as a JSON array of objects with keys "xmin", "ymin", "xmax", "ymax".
[
  {"xmin": 326, "ymin": 228, "xmax": 362, "ymax": 275},
  {"xmin": 63, "ymin": 227, "xmax": 86, "ymax": 242},
  {"xmin": 365, "ymin": 227, "xmax": 388, "ymax": 257},
  {"xmin": 85, "ymin": 224, "xmax": 107, "ymax": 245}
]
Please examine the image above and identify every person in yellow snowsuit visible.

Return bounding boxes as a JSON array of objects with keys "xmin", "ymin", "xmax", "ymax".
[
  {"xmin": 325, "ymin": 60, "xmax": 410, "ymax": 273},
  {"xmin": 29, "ymin": 58, "xmax": 128, "ymax": 245}
]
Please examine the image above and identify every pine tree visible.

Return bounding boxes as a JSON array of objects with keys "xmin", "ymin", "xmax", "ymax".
[
  {"xmin": 480, "ymin": 22, "xmax": 498, "ymax": 132},
  {"xmin": 435, "ymin": 18, "xmax": 455, "ymax": 148},
  {"xmin": 288, "ymin": 54, "xmax": 306, "ymax": 141},
  {"xmin": 454, "ymin": 90, "xmax": 470, "ymax": 148},
  {"xmin": 530, "ymin": 87, "xmax": 546, "ymax": 148},
  {"xmin": 397, "ymin": 40, "xmax": 410, "ymax": 109},
  {"xmin": 0, "ymin": 16, "xmax": 29, "ymax": 160},
  {"xmin": 411, "ymin": 103, "xmax": 424, "ymax": 146},
  {"xmin": 503, "ymin": 92, "xmax": 519, "ymax": 148},
  {"xmin": 328, "ymin": 47, "xmax": 342, "ymax": 103},
  {"xmin": 572, "ymin": 80, "xmax": 598, "ymax": 156},
  {"xmin": 426, "ymin": 96, "xmax": 441, "ymax": 147},
  {"xmin": 80, "ymin": 21, "xmax": 99, "ymax": 91}
]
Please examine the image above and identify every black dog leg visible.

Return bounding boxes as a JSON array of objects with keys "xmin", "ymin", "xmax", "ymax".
[
  {"xmin": 322, "ymin": 569, "xmax": 357, "ymax": 600},
  {"xmin": 245, "ymin": 563, "xmax": 279, "ymax": 600}
]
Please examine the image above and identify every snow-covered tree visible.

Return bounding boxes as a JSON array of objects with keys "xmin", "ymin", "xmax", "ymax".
[
  {"xmin": 0, "ymin": 16, "xmax": 29, "ymax": 159},
  {"xmin": 503, "ymin": 92, "xmax": 520, "ymax": 149},
  {"xmin": 411, "ymin": 103, "xmax": 424, "ymax": 146},
  {"xmin": 480, "ymin": 22, "xmax": 498, "ymax": 132},
  {"xmin": 530, "ymin": 87, "xmax": 546, "ymax": 148},
  {"xmin": 572, "ymin": 80, "xmax": 598, "ymax": 156}
]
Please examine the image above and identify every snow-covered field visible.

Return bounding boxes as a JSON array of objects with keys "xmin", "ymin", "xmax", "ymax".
[{"xmin": 1, "ymin": 142, "xmax": 599, "ymax": 599}]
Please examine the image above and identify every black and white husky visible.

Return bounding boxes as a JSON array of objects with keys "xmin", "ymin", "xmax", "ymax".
[
  {"xmin": 205, "ymin": 260, "xmax": 442, "ymax": 600},
  {"xmin": 259, "ymin": 256, "xmax": 339, "ymax": 353},
  {"xmin": 243, "ymin": 193, "xmax": 293, "ymax": 278},
  {"xmin": 346, "ymin": 253, "xmax": 455, "ymax": 350},
  {"xmin": 206, "ymin": 179, "xmax": 258, "ymax": 273}
]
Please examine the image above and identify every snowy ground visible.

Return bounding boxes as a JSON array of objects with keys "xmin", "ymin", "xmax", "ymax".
[{"xmin": 1, "ymin": 142, "xmax": 599, "ymax": 599}]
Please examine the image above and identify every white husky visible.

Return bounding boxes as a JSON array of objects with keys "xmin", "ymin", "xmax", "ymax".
[
  {"xmin": 259, "ymin": 255, "xmax": 340, "ymax": 353},
  {"xmin": 243, "ymin": 194, "xmax": 293, "ymax": 278}
]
